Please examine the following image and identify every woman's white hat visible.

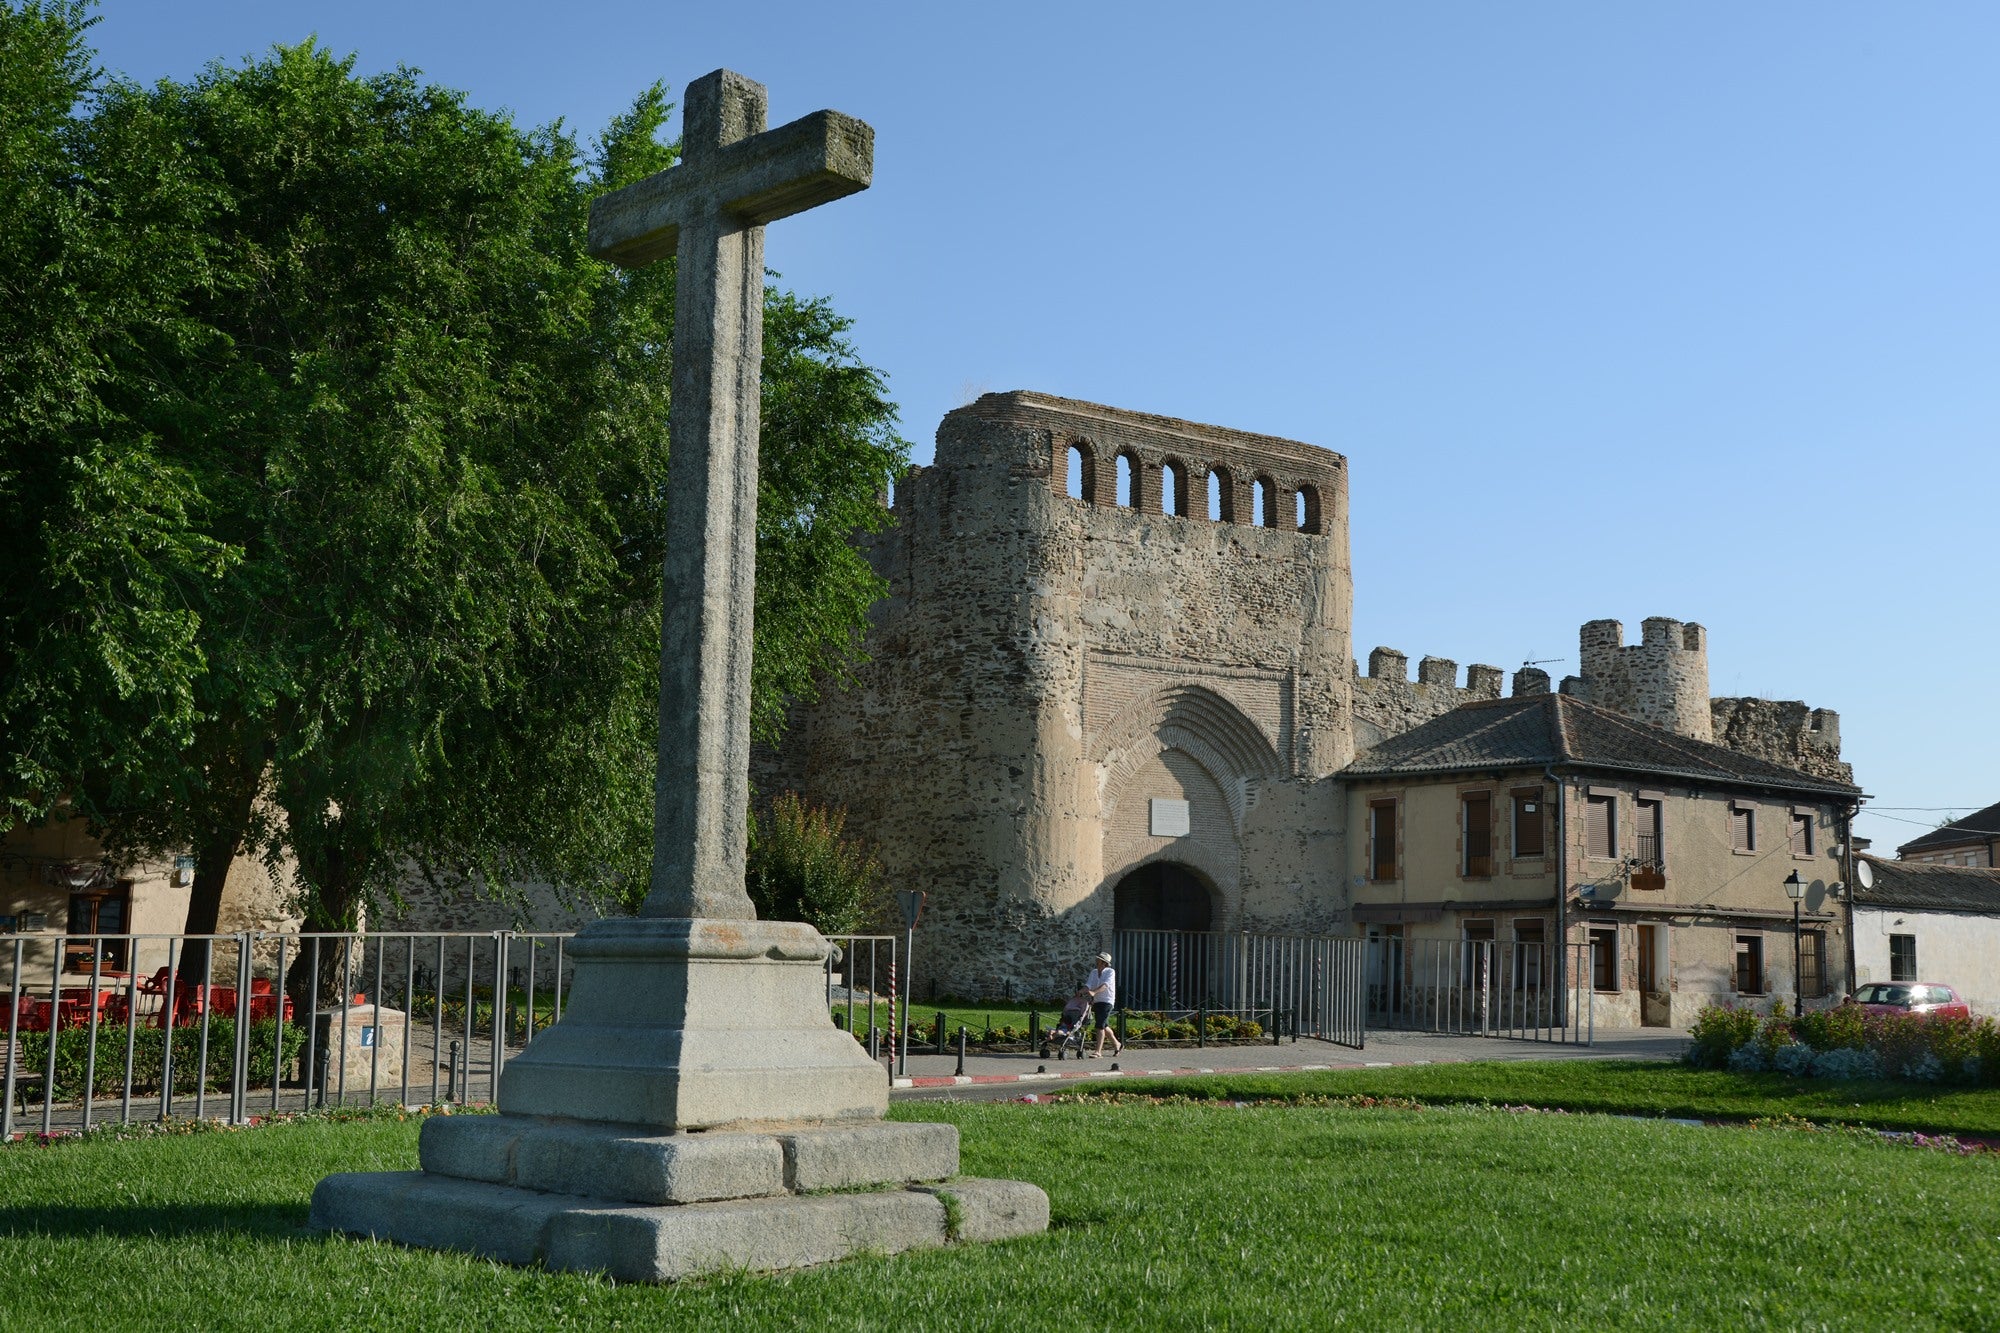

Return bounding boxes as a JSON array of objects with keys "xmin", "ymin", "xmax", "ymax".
[{"xmin": 1095, "ymin": 951, "xmax": 1112, "ymax": 964}]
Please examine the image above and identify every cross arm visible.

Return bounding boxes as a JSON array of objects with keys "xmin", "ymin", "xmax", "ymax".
[
  {"xmin": 587, "ymin": 110, "xmax": 874, "ymax": 269},
  {"xmin": 720, "ymin": 109, "xmax": 873, "ymax": 226}
]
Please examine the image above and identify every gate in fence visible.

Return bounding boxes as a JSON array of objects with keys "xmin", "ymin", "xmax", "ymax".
[
  {"xmin": 1113, "ymin": 929, "xmax": 1596, "ymax": 1050},
  {"xmin": 1114, "ymin": 928, "xmax": 1367, "ymax": 1049},
  {"xmin": 1364, "ymin": 937, "xmax": 1595, "ymax": 1044}
]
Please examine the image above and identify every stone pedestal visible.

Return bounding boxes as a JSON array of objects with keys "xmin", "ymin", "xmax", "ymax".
[
  {"xmin": 496, "ymin": 918, "xmax": 886, "ymax": 1128},
  {"xmin": 310, "ymin": 918, "xmax": 1049, "ymax": 1280},
  {"xmin": 317, "ymin": 1004, "xmax": 408, "ymax": 1086}
]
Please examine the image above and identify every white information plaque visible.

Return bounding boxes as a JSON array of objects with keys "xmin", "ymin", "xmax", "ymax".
[{"xmin": 1150, "ymin": 798, "xmax": 1191, "ymax": 838}]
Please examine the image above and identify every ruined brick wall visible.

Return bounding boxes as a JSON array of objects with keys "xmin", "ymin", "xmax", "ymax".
[
  {"xmin": 1710, "ymin": 698, "xmax": 1852, "ymax": 784},
  {"xmin": 768, "ymin": 391, "xmax": 1352, "ymax": 999}
]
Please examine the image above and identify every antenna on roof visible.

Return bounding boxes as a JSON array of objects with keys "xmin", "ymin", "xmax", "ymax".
[{"xmin": 1522, "ymin": 657, "xmax": 1564, "ymax": 668}]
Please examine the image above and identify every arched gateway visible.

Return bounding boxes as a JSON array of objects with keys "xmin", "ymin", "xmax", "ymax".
[{"xmin": 1112, "ymin": 861, "xmax": 1216, "ymax": 932}]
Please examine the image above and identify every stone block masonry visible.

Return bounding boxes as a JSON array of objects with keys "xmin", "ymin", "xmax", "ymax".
[{"xmin": 759, "ymin": 392, "xmax": 1355, "ymax": 999}]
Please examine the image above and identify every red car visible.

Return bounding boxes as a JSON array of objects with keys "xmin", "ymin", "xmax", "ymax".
[{"xmin": 1845, "ymin": 983, "xmax": 1972, "ymax": 1020}]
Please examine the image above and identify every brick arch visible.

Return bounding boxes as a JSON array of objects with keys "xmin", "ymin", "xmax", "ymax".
[
  {"xmin": 1094, "ymin": 683, "xmax": 1282, "ymax": 837},
  {"xmin": 1057, "ymin": 438, "xmax": 1096, "ymax": 503},
  {"xmin": 1100, "ymin": 847, "xmax": 1238, "ymax": 933},
  {"xmin": 1159, "ymin": 456, "xmax": 1191, "ymax": 517},
  {"xmin": 1294, "ymin": 481, "xmax": 1321, "ymax": 534}
]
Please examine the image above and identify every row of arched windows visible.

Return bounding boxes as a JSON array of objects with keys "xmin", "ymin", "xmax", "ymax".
[{"xmin": 1062, "ymin": 442, "xmax": 1324, "ymax": 534}]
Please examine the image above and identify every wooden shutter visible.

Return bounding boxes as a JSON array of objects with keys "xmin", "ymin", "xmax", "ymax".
[
  {"xmin": 1370, "ymin": 802, "xmax": 1397, "ymax": 881},
  {"xmin": 1731, "ymin": 805, "xmax": 1753, "ymax": 852},
  {"xmin": 1464, "ymin": 794, "xmax": 1492, "ymax": 875},
  {"xmin": 1512, "ymin": 790, "xmax": 1545, "ymax": 858},
  {"xmin": 1586, "ymin": 795, "xmax": 1613, "ymax": 859}
]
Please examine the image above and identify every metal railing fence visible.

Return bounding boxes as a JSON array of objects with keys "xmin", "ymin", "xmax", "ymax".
[
  {"xmin": 1114, "ymin": 929, "xmax": 1366, "ymax": 1049},
  {"xmin": 5, "ymin": 927, "xmax": 904, "ymax": 1138},
  {"xmin": 3, "ymin": 930, "xmax": 577, "ymax": 1139},
  {"xmin": 823, "ymin": 933, "xmax": 899, "ymax": 1064},
  {"xmin": 1364, "ymin": 937, "xmax": 1594, "ymax": 1044}
]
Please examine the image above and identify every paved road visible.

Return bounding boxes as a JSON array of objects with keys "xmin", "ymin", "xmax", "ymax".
[
  {"xmin": 889, "ymin": 1026, "xmax": 1691, "ymax": 1100},
  {"xmin": 9, "ymin": 1025, "xmax": 1691, "ymax": 1133}
]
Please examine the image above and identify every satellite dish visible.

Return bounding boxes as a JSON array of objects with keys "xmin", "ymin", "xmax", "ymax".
[{"xmin": 1855, "ymin": 860, "xmax": 1874, "ymax": 890}]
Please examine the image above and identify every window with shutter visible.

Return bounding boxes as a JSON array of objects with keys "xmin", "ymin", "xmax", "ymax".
[
  {"xmin": 1463, "ymin": 793, "xmax": 1492, "ymax": 876},
  {"xmin": 1789, "ymin": 811, "xmax": 1813, "ymax": 856},
  {"xmin": 1586, "ymin": 794, "xmax": 1615, "ymax": 859},
  {"xmin": 1370, "ymin": 801, "xmax": 1397, "ymax": 881},
  {"xmin": 1590, "ymin": 926, "xmax": 1618, "ymax": 991},
  {"xmin": 1513, "ymin": 918, "xmax": 1545, "ymax": 990},
  {"xmin": 1512, "ymin": 789, "xmax": 1545, "ymax": 858},
  {"xmin": 1731, "ymin": 804, "xmax": 1755, "ymax": 853},
  {"xmin": 1735, "ymin": 935, "xmax": 1764, "ymax": 994}
]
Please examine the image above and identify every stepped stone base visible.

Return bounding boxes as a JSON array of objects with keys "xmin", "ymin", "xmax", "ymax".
[
  {"xmin": 308, "ymin": 917, "xmax": 1050, "ymax": 1281},
  {"xmin": 312, "ymin": 1167, "xmax": 1047, "ymax": 1283}
]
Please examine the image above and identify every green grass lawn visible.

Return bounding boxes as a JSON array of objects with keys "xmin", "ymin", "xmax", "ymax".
[
  {"xmin": 1092, "ymin": 1059, "xmax": 2000, "ymax": 1138},
  {"xmin": 2, "ymin": 1094, "xmax": 1996, "ymax": 1329}
]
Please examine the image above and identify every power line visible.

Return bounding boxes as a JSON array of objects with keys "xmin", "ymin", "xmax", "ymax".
[{"xmin": 1857, "ymin": 810, "xmax": 2000, "ymax": 836}]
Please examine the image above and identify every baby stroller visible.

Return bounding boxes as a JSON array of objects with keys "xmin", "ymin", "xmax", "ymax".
[{"xmin": 1042, "ymin": 994, "xmax": 1091, "ymax": 1061}]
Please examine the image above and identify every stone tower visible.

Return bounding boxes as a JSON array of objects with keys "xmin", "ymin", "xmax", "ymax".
[
  {"xmin": 1575, "ymin": 617, "xmax": 1713, "ymax": 741},
  {"xmin": 764, "ymin": 392, "xmax": 1353, "ymax": 997}
]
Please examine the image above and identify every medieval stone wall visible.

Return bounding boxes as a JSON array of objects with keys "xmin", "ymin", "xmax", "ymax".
[
  {"xmin": 1350, "ymin": 618, "xmax": 1849, "ymax": 786},
  {"xmin": 765, "ymin": 392, "xmax": 1353, "ymax": 999},
  {"xmin": 1350, "ymin": 649, "xmax": 1511, "ymax": 752},
  {"xmin": 1710, "ymin": 698, "xmax": 1851, "ymax": 784},
  {"xmin": 1574, "ymin": 617, "xmax": 1713, "ymax": 740}
]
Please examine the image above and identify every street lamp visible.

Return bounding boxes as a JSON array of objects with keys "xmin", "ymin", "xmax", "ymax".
[{"xmin": 1784, "ymin": 869, "xmax": 1805, "ymax": 1014}]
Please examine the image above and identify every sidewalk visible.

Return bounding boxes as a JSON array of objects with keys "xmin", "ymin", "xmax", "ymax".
[{"xmin": 889, "ymin": 1026, "xmax": 1690, "ymax": 1094}]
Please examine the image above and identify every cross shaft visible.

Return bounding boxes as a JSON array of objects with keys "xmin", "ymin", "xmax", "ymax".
[{"xmin": 587, "ymin": 70, "xmax": 873, "ymax": 919}]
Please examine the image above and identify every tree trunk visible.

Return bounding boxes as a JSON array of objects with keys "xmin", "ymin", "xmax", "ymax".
[
  {"xmin": 176, "ymin": 744, "xmax": 263, "ymax": 981},
  {"xmin": 283, "ymin": 826, "xmax": 364, "ymax": 1015}
]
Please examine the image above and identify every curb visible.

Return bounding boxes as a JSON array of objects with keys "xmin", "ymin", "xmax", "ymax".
[{"xmin": 891, "ymin": 1057, "xmax": 1447, "ymax": 1090}]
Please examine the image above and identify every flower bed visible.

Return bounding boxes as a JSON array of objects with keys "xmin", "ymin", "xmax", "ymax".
[{"xmin": 1686, "ymin": 1002, "xmax": 2000, "ymax": 1086}]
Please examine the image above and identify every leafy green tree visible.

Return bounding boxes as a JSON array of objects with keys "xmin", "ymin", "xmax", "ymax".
[
  {"xmin": 0, "ymin": 1, "xmax": 234, "ymax": 829},
  {"xmin": 746, "ymin": 792, "xmax": 890, "ymax": 936},
  {"xmin": 0, "ymin": 14, "xmax": 908, "ymax": 973}
]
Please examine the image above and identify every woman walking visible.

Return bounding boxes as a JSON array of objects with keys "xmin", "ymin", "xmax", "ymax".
[{"xmin": 1087, "ymin": 951, "xmax": 1122, "ymax": 1057}]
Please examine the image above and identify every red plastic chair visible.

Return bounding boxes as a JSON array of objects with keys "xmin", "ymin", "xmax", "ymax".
[{"xmin": 11, "ymin": 996, "xmax": 52, "ymax": 1033}]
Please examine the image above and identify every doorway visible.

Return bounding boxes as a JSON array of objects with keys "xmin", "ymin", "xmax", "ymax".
[
  {"xmin": 1112, "ymin": 861, "xmax": 1215, "ymax": 933},
  {"xmin": 65, "ymin": 880, "xmax": 131, "ymax": 971},
  {"xmin": 1637, "ymin": 923, "xmax": 1670, "ymax": 1027}
]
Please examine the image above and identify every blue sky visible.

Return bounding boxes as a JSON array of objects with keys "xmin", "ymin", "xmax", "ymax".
[{"xmin": 85, "ymin": 2, "xmax": 1998, "ymax": 853}]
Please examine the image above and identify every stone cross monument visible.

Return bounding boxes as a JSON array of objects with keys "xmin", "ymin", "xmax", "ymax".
[
  {"xmin": 591, "ymin": 68, "xmax": 873, "ymax": 922},
  {"xmin": 310, "ymin": 70, "xmax": 1047, "ymax": 1282}
]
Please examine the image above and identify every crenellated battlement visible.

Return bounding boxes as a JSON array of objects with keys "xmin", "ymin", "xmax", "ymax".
[
  {"xmin": 1345, "ymin": 616, "xmax": 1846, "ymax": 782},
  {"xmin": 1574, "ymin": 616, "xmax": 1713, "ymax": 740},
  {"xmin": 1351, "ymin": 649, "xmax": 1517, "ymax": 750}
]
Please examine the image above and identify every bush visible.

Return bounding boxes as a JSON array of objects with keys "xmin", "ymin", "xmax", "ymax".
[
  {"xmin": 13, "ymin": 1019, "xmax": 309, "ymax": 1102},
  {"xmin": 1726, "ymin": 1044, "xmax": 1770, "ymax": 1074},
  {"xmin": 1771, "ymin": 1041, "xmax": 1815, "ymax": 1077},
  {"xmin": 747, "ymin": 792, "xmax": 889, "ymax": 936},
  {"xmin": 1793, "ymin": 1004, "xmax": 1867, "ymax": 1052},
  {"xmin": 1686, "ymin": 1004, "xmax": 1761, "ymax": 1069},
  {"xmin": 1684, "ymin": 1002, "xmax": 2000, "ymax": 1088},
  {"xmin": 1809, "ymin": 1046, "xmax": 1883, "ymax": 1081}
]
